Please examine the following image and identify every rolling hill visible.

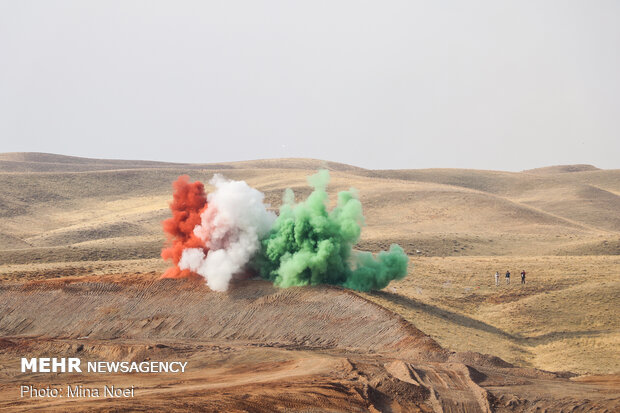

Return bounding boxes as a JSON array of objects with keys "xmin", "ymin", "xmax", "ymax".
[{"xmin": 0, "ymin": 152, "xmax": 618, "ymax": 385}]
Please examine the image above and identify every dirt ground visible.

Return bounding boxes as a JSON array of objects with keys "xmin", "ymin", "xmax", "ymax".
[
  {"xmin": 0, "ymin": 153, "xmax": 618, "ymax": 411},
  {"xmin": 0, "ymin": 275, "xmax": 618, "ymax": 412}
]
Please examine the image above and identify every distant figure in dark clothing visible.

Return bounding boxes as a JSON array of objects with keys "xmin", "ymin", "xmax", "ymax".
[
  {"xmin": 505, "ymin": 270, "xmax": 510, "ymax": 285},
  {"xmin": 521, "ymin": 270, "xmax": 526, "ymax": 284}
]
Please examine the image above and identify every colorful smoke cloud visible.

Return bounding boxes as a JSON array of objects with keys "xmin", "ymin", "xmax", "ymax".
[
  {"xmin": 178, "ymin": 175, "xmax": 275, "ymax": 292},
  {"xmin": 161, "ymin": 175, "xmax": 208, "ymax": 279},
  {"xmin": 254, "ymin": 170, "xmax": 409, "ymax": 291},
  {"xmin": 161, "ymin": 170, "xmax": 409, "ymax": 291}
]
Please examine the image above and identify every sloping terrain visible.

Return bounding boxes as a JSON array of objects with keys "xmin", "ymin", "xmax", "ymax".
[
  {"xmin": 363, "ymin": 255, "xmax": 620, "ymax": 375},
  {"xmin": 0, "ymin": 153, "xmax": 619, "ymax": 411},
  {"xmin": 0, "ymin": 275, "xmax": 443, "ymax": 358},
  {"xmin": 1, "ymin": 159, "xmax": 618, "ymax": 257},
  {"xmin": 0, "ymin": 274, "xmax": 618, "ymax": 412},
  {"xmin": 524, "ymin": 164, "xmax": 600, "ymax": 174},
  {"xmin": 374, "ymin": 167, "xmax": 620, "ymax": 234}
]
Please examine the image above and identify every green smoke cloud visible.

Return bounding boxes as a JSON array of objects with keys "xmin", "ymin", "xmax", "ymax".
[{"xmin": 254, "ymin": 170, "xmax": 409, "ymax": 291}]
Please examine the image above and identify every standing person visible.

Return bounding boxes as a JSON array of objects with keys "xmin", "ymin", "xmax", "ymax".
[
  {"xmin": 521, "ymin": 270, "xmax": 526, "ymax": 284},
  {"xmin": 494, "ymin": 271, "xmax": 500, "ymax": 286},
  {"xmin": 505, "ymin": 270, "xmax": 510, "ymax": 285}
]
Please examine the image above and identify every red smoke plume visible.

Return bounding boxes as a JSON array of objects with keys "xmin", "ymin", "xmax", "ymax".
[{"xmin": 161, "ymin": 175, "xmax": 208, "ymax": 278}]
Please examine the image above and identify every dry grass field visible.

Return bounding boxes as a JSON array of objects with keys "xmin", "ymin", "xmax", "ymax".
[{"xmin": 0, "ymin": 152, "xmax": 618, "ymax": 411}]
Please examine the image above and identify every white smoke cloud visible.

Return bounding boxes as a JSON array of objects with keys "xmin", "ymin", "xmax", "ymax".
[{"xmin": 179, "ymin": 174, "xmax": 275, "ymax": 292}]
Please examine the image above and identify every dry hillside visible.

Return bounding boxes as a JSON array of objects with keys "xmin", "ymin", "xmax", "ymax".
[{"xmin": 0, "ymin": 152, "xmax": 618, "ymax": 411}]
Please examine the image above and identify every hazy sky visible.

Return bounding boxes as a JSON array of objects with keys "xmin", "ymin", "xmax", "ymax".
[{"xmin": 1, "ymin": 1, "xmax": 618, "ymax": 170}]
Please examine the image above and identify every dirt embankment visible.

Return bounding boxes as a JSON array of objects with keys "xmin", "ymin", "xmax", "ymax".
[{"xmin": 0, "ymin": 274, "xmax": 444, "ymax": 360}]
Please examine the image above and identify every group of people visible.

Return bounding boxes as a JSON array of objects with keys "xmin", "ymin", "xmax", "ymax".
[{"xmin": 494, "ymin": 270, "xmax": 525, "ymax": 286}]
